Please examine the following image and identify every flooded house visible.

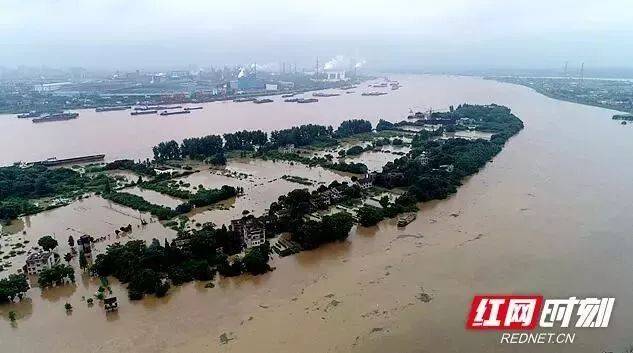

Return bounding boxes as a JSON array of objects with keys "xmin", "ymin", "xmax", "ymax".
[
  {"xmin": 24, "ymin": 251, "xmax": 60, "ymax": 275},
  {"xmin": 278, "ymin": 144, "xmax": 295, "ymax": 154},
  {"xmin": 356, "ymin": 173, "xmax": 375, "ymax": 190},
  {"xmin": 311, "ymin": 188, "xmax": 344, "ymax": 209},
  {"xmin": 104, "ymin": 296, "xmax": 118, "ymax": 312},
  {"xmin": 77, "ymin": 234, "xmax": 93, "ymax": 255},
  {"xmin": 231, "ymin": 216, "xmax": 267, "ymax": 248}
]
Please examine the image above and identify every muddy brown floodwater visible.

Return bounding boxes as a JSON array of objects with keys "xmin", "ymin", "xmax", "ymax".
[{"xmin": 2, "ymin": 75, "xmax": 633, "ymax": 353}]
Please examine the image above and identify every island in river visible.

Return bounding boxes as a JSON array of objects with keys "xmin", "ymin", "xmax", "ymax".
[
  {"xmin": 1, "ymin": 75, "xmax": 632, "ymax": 353},
  {"xmin": 1, "ymin": 103, "xmax": 523, "ymax": 302}
]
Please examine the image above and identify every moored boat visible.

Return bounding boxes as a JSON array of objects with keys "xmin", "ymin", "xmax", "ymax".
[
  {"xmin": 17, "ymin": 111, "xmax": 42, "ymax": 119},
  {"xmin": 131, "ymin": 110, "xmax": 158, "ymax": 116},
  {"xmin": 397, "ymin": 213, "xmax": 417, "ymax": 227},
  {"xmin": 32, "ymin": 112, "xmax": 79, "ymax": 123},
  {"xmin": 159, "ymin": 110, "xmax": 190, "ymax": 116},
  {"xmin": 37, "ymin": 154, "xmax": 105, "ymax": 167},
  {"xmin": 95, "ymin": 106, "xmax": 131, "ymax": 112},
  {"xmin": 233, "ymin": 97, "xmax": 256, "ymax": 102},
  {"xmin": 313, "ymin": 92, "xmax": 340, "ymax": 97}
]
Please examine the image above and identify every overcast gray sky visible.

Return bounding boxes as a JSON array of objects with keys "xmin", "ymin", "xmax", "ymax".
[{"xmin": 1, "ymin": 0, "xmax": 632, "ymax": 71}]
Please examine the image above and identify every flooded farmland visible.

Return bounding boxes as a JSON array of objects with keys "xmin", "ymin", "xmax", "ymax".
[{"xmin": 2, "ymin": 75, "xmax": 633, "ymax": 353}]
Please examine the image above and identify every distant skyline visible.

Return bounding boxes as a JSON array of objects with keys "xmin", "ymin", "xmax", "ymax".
[{"xmin": 2, "ymin": 0, "xmax": 633, "ymax": 72}]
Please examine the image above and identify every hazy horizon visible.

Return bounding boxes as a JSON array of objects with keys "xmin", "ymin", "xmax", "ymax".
[{"xmin": 2, "ymin": 0, "xmax": 633, "ymax": 72}]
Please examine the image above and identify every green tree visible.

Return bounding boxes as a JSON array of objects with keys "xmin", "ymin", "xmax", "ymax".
[
  {"xmin": 357, "ymin": 205, "xmax": 384, "ymax": 227},
  {"xmin": 379, "ymin": 196, "xmax": 390, "ymax": 209},
  {"xmin": 243, "ymin": 242, "xmax": 271, "ymax": 275},
  {"xmin": 0, "ymin": 274, "xmax": 30, "ymax": 303},
  {"xmin": 37, "ymin": 235, "xmax": 58, "ymax": 251},
  {"xmin": 346, "ymin": 145, "xmax": 364, "ymax": 156},
  {"xmin": 79, "ymin": 250, "xmax": 88, "ymax": 271},
  {"xmin": 38, "ymin": 264, "xmax": 75, "ymax": 288}
]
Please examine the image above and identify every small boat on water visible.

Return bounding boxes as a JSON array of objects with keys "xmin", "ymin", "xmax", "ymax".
[
  {"xmin": 397, "ymin": 213, "xmax": 417, "ymax": 227},
  {"xmin": 32, "ymin": 112, "xmax": 79, "ymax": 123},
  {"xmin": 253, "ymin": 99, "xmax": 273, "ymax": 104},
  {"xmin": 95, "ymin": 106, "xmax": 131, "ymax": 112},
  {"xmin": 131, "ymin": 110, "xmax": 158, "ymax": 116},
  {"xmin": 184, "ymin": 107, "xmax": 203, "ymax": 111},
  {"xmin": 159, "ymin": 110, "xmax": 190, "ymax": 116}
]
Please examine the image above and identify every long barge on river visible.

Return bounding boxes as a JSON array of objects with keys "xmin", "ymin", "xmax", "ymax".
[
  {"xmin": 134, "ymin": 105, "xmax": 182, "ymax": 111},
  {"xmin": 131, "ymin": 110, "xmax": 158, "ymax": 116},
  {"xmin": 95, "ymin": 106, "xmax": 131, "ymax": 112},
  {"xmin": 159, "ymin": 110, "xmax": 190, "ymax": 116},
  {"xmin": 35, "ymin": 154, "xmax": 106, "ymax": 167},
  {"xmin": 32, "ymin": 112, "xmax": 79, "ymax": 123}
]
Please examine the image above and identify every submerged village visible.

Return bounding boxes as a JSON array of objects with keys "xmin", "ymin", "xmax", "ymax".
[{"xmin": 0, "ymin": 100, "xmax": 523, "ymax": 322}]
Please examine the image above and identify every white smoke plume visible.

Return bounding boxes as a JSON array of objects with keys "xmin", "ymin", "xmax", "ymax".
[
  {"xmin": 323, "ymin": 55, "xmax": 347, "ymax": 70},
  {"xmin": 322, "ymin": 55, "xmax": 367, "ymax": 71},
  {"xmin": 355, "ymin": 59, "xmax": 367, "ymax": 68}
]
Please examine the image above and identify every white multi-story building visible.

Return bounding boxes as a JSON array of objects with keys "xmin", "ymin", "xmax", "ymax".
[
  {"xmin": 324, "ymin": 70, "xmax": 347, "ymax": 82},
  {"xmin": 231, "ymin": 217, "xmax": 267, "ymax": 249},
  {"xmin": 25, "ymin": 251, "xmax": 60, "ymax": 275},
  {"xmin": 243, "ymin": 223, "xmax": 266, "ymax": 248}
]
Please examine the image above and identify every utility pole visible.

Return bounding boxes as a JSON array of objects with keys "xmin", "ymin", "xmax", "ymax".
[
  {"xmin": 564, "ymin": 61, "xmax": 568, "ymax": 77},
  {"xmin": 316, "ymin": 57, "xmax": 319, "ymax": 79}
]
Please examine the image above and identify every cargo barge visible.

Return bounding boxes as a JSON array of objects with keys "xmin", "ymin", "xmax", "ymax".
[
  {"xmin": 361, "ymin": 92, "xmax": 388, "ymax": 96},
  {"xmin": 131, "ymin": 110, "xmax": 158, "ymax": 116},
  {"xmin": 253, "ymin": 99, "xmax": 273, "ymax": 104},
  {"xmin": 134, "ymin": 105, "xmax": 182, "ymax": 111},
  {"xmin": 233, "ymin": 97, "xmax": 256, "ymax": 103},
  {"xmin": 36, "ymin": 154, "xmax": 106, "ymax": 167},
  {"xmin": 95, "ymin": 106, "xmax": 131, "ymax": 112},
  {"xmin": 184, "ymin": 107, "xmax": 203, "ymax": 111},
  {"xmin": 313, "ymin": 92, "xmax": 340, "ymax": 97},
  {"xmin": 159, "ymin": 110, "xmax": 190, "ymax": 116},
  {"xmin": 297, "ymin": 98, "xmax": 318, "ymax": 103},
  {"xmin": 32, "ymin": 112, "xmax": 79, "ymax": 123}
]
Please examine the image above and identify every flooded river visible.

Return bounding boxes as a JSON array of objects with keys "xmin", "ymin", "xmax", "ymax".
[{"xmin": 2, "ymin": 75, "xmax": 633, "ymax": 353}]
